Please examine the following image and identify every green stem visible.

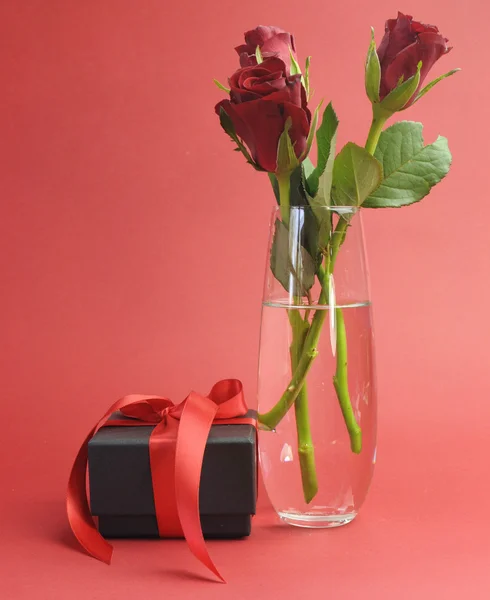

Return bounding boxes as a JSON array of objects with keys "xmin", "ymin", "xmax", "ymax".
[
  {"xmin": 333, "ymin": 308, "xmax": 362, "ymax": 453},
  {"xmin": 365, "ymin": 111, "xmax": 387, "ymax": 156},
  {"xmin": 259, "ymin": 308, "xmax": 326, "ymax": 430},
  {"xmin": 295, "ymin": 389, "xmax": 318, "ymax": 502},
  {"xmin": 277, "ymin": 171, "xmax": 318, "ymax": 503},
  {"xmin": 288, "ymin": 310, "xmax": 318, "ymax": 503},
  {"xmin": 277, "ymin": 173, "xmax": 291, "ymax": 227},
  {"xmin": 320, "ymin": 251, "xmax": 362, "ymax": 453},
  {"xmin": 329, "ymin": 219, "xmax": 348, "ymax": 275}
]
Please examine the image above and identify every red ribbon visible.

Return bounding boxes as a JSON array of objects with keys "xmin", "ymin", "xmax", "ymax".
[{"xmin": 67, "ymin": 379, "xmax": 254, "ymax": 583}]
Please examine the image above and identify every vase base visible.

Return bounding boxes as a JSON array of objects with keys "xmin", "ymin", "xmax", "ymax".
[{"xmin": 278, "ymin": 510, "xmax": 357, "ymax": 529}]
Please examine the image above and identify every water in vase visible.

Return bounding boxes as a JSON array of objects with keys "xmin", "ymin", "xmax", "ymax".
[{"xmin": 258, "ymin": 301, "xmax": 377, "ymax": 527}]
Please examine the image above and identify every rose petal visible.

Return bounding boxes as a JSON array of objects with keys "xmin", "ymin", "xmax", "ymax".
[
  {"xmin": 253, "ymin": 70, "xmax": 285, "ymax": 84},
  {"xmin": 242, "ymin": 69, "xmax": 284, "ymax": 88},
  {"xmin": 228, "ymin": 59, "xmax": 287, "ymax": 101},
  {"xmin": 242, "ymin": 74, "xmax": 286, "ymax": 95},
  {"xmin": 410, "ymin": 20, "xmax": 439, "ymax": 34},
  {"xmin": 300, "ymin": 84, "xmax": 309, "ymax": 113},
  {"xmin": 256, "ymin": 57, "xmax": 287, "ymax": 74},
  {"xmin": 416, "ymin": 31, "xmax": 451, "ymax": 84},
  {"xmin": 378, "ymin": 12, "xmax": 416, "ymax": 67},
  {"xmin": 244, "ymin": 26, "xmax": 287, "ymax": 48},
  {"xmin": 235, "ymin": 58, "xmax": 286, "ymax": 86},
  {"xmin": 282, "ymin": 102, "xmax": 311, "ymax": 159},
  {"xmin": 235, "ymin": 44, "xmax": 250, "ymax": 56},
  {"xmin": 260, "ymin": 32, "xmax": 296, "ymax": 66},
  {"xmin": 223, "ymin": 98, "xmax": 286, "ymax": 172},
  {"xmin": 238, "ymin": 53, "xmax": 256, "ymax": 68},
  {"xmin": 261, "ymin": 75, "xmax": 303, "ymax": 108},
  {"xmin": 215, "ymin": 98, "xmax": 258, "ymax": 160},
  {"xmin": 229, "ymin": 87, "xmax": 261, "ymax": 103}
]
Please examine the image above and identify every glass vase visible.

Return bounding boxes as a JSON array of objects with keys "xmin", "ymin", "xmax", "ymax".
[{"xmin": 257, "ymin": 205, "xmax": 377, "ymax": 528}]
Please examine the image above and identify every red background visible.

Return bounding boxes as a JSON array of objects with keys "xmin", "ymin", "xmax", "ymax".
[{"xmin": 1, "ymin": 1, "xmax": 489, "ymax": 598}]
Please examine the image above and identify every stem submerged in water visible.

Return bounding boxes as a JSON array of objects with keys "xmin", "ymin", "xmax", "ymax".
[
  {"xmin": 288, "ymin": 310, "xmax": 318, "ymax": 503},
  {"xmin": 333, "ymin": 307, "xmax": 362, "ymax": 453},
  {"xmin": 259, "ymin": 216, "xmax": 362, "ymax": 454},
  {"xmin": 277, "ymin": 173, "xmax": 291, "ymax": 227},
  {"xmin": 275, "ymin": 172, "xmax": 318, "ymax": 504},
  {"xmin": 259, "ymin": 305, "xmax": 326, "ymax": 428}
]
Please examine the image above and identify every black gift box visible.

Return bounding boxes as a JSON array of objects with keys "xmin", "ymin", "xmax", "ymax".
[{"xmin": 88, "ymin": 411, "xmax": 257, "ymax": 539}]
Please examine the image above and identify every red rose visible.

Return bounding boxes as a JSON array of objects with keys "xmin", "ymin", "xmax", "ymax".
[
  {"xmin": 215, "ymin": 58, "xmax": 310, "ymax": 173},
  {"xmin": 378, "ymin": 12, "xmax": 451, "ymax": 103},
  {"xmin": 235, "ymin": 26, "xmax": 297, "ymax": 74}
]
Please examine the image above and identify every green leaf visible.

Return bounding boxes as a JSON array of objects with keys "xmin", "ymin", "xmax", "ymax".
[
  {"xmin": 276, "ymin": 118, "xmax": 299, "ymax": 174},
  {"xmin": 307, "ymin": 103, "xmax": 339, "ymax": 197},
  {"xmin": 298, "ymin": 166, "xmax": 321, "ymax": 265},
  {"xmin": 316, "ymin": 136, "xmax": 338, "ymax": 206},
  {"xmin": 302, "ymin": 156, "xmax": 315, "ymax": 182},
  {"xmin": 411, "ymin": 69, "xmax": 461, "ymax": 106},
  {"xmin": 213, "ymin": 79, "xmax": 230, "ymax": 93},
  {"xmin": 255, "ymin": 46, "xmax": 263, "ymax": 64},
  {"xmin": 331, "ymin": 142, "xmax": 383, "ymax": 206},
  {"xmin": 305, "ymin": 104, "xmax": 338, "ymax": 249},
  {"xmin": 270, "ymin": 218, "xmax": 316, "ymax": 295},
  {"xmin": 364, "ymin": 121, "xmax": 452, "ymax": 208},
  {"xmin": 268, "ymin": 172, "xmax": 279, "ymax": 202},
  {"xmin": 289, "ymin": 165, "xmax": 309, "ymax": 207},
  {"xmin": 379, "ymin": 61, "xmax": 421, "ymax": 113},
  {"xmin": 269, "ymin": 164, "xmax": 311, "ymax": 205},
  {"xmin": 289, "ymin": 48, "xmax": 309, "ymax": 94},
  {"xmin": 301, "ymin": 100, "xmax": 323, "ymax": 160},
  {"xmin": 269, "ymin": 163, "xmax": 322, "ymax": 267},
  {"xmin": 365, "ymin": 27, "xmax": 381, "ymax": 103},
  {"xmin": 304, "ymin": 56, "xmax": 312, "ymax": 99},
  {"xmin": 219, "ymin": 107, "xmax": 263, "ymax": 171},
  {"xmin": 308, "ymin": 193, "xmax": 332, "ymax": 250},
  {"xmin": 289, "ymin": 47, "xmax": 302, "ymax": 76}
]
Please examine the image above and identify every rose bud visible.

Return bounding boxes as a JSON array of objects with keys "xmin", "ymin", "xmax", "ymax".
[
  {"xmin": 365, "ymin": 12, "xmax": 457, "ymax": 114},
  {"xmin": 215, "ymin": 58, "xmax": 311, "ymax": 173},
  {"xmin": 235, "ymin": 26, "xmax": 298, "ymax": 74}
]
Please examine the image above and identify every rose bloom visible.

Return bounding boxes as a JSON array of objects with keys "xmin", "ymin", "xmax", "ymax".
[
  {"xmin": 216, "ymin": 57, "xmax": 310, "ymax": 173},
  {"xmin": 378, "ymin": 12, "xmax": 451, "ymax": 104}
]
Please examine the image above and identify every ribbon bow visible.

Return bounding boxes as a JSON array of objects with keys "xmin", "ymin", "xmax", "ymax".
[{"xmin": 67, "ymin": 379, "xmax": 253, "ymax": 583}]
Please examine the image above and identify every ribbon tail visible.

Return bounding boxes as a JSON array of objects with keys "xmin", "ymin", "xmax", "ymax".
[
  {"xmin": 174, "ymin": 392, "xmax": 225, "ymax": 583},
  {"xmin": 66, "ymin": 429, "xmax": 113, "ymax": 564},
  {"xmin": 66, "ymin": 394, "xmax": 144, "ymax": 563}
]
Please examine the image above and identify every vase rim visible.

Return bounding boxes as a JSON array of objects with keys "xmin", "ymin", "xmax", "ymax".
[{"xmin": 271, "ymin": 205, "xmax": 359, "ymax": 214}]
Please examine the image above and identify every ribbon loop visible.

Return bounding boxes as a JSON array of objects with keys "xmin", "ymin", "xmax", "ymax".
[{"xmin": 67, "ymin": 379, "xmax": 250, "ymax": 583}]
